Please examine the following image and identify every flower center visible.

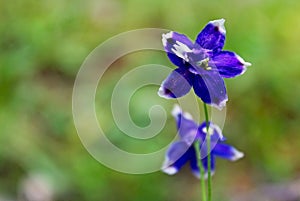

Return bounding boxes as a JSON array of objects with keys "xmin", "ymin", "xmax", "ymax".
[{"xmin": 196, "ymin": 58, "xmax": 212, "ymax": 70}]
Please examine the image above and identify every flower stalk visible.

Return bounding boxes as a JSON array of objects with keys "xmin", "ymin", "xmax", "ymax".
[
  {"xmin": 203, "ymin": 103, "xmax": 212, "ymax": 201},
  {"xmin": 193, "ymin": 141, "xmax": 207, "ymax": 201}
]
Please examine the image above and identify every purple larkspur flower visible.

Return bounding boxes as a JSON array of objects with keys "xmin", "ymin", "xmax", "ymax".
[
  {"xmin": 162, "ymin": 105, "xmax": 244, "ymax": 178},
  {"xmin": 158, "ymin": 19, "xmax": 251, "ymax": 109}
]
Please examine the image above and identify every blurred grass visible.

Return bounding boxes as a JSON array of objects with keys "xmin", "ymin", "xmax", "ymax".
[{"xmin": 1, "ymin": 0, "xmax": 300, "ymax": 200}]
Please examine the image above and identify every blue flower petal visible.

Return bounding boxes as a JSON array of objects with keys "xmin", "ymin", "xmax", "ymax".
[
  {"xmin": 198, "ymin": 122, "xmax": 225, "ymax": 143},
  {"xmin": 192, "ymin": 71, "xmax": 228, "ymax": 110},
  {"xmin": 212, "ymin": 143, "xmax": 244, "ymax": 161},
  {"xmin": 190, "ymin": 148, "xmax": 215, "ymax": 179},
  {"xmin": 167, "ymin": 53, "xmax": 193, "ymax": 69},
  {"xmin": 172, "ymin": 104, "xmax": 198, "ymax": 145},
  {"xmin": 209, "ymin": 51, "xmax": 252, "ymax": 78},
  {"xmin": 198, "ymin": 122, "xmax": 225, "ymax": 159},
  {"xmin": 167, "ymin": 53, "xmax": 185, "ymax": 67},
  {"xmin": 162, "ymin": 31, "xmax": 193, "ymax": 62},
  {"xmin": 195, "ymin": 19, "xmax": 226, "ymax": 52},
  {"xmin": 189, "ymin": 148, "xmax": 200, "ymax": 177},
  {"xmin": 162, "ymin": 141, "xmax": 191, "ymax": 175},
  {"xmin": 202, "ymin": 156, "xmax": 215, "ymax": 173},
  {"xmin": 158, "ymin": 68, "xmax": 193, "ymax": 99}
]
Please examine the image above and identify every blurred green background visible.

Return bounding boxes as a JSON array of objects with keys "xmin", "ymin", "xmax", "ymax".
[{"xmin": 1, "ymin": 0, "xmax": 300, "ymax": 201}]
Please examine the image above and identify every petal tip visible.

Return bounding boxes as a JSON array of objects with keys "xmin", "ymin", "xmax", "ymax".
[
  {"xmin": 171, "ymin": 104, "xmax": 193, "ymax": 120},
  {"xmin": 162, "ymin": 31, "xmax": 173, "ymax": 47},
  {"xmin": 162, "ymin": 166, "xmax": 178, "ymax": 175},
  {"xmin": 211, "ymin": 97, "xmax": 228, "ymax": 110},
  {"xmin": 231, "ymin": 150, "xmax": 244, "ymax": 161},
  {"xmin": 162, "ymin": 31, "xmax": 192, "ymax": 60},
  {"xmin": 192, "ymin": 170, "xmax": 202, "ymax": 179},
  {"xmin": 244, "ymin": 61, "xmax": 252, "ymax": 67},
  {"xmin": 210, "ymin": 18, "xmax": 226, "ymax": 34},
  {"xmin": 238, "ymin": 57, "xmax": 251, "ymax": 76},
  {"xmin": 183, "ymin": 112, "xmax": 193, "ymax": 120},
  {"xmin": 158, "ymin": 86, "xmax": 173, "ymax": 99},
  {"xmin": 192, "ymin": 170, "xmax": 215, "ymax": 179},
  {"xmin": 171, "ymin": 104, "xmax": 181, "ymax": 117},
  {"xmin": 236, "ymin": 54, "xmax": 252, "ymax": 67}
]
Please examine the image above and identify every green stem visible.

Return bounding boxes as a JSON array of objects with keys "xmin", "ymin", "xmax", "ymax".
[
  {"xmin": 203, "ymin": 103, "xmax": 212, "ymax": 201},
  {"xmin": 193, "ymin": 141, "xmax": 207, "ymax": 201}
]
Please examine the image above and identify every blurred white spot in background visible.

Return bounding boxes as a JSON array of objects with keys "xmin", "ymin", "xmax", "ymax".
[{"xmin": 18, "ymin": 174, "xmax": 53, "ymax": 201}]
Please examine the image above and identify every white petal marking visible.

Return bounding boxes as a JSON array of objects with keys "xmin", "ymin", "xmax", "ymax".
[
  {"xmin": 171, "ymin": 41, "xmax": 192, "ymax": 61},
  {"xmin": 202, "ymin": 126, "xmax": 214, "ymax": 135}
]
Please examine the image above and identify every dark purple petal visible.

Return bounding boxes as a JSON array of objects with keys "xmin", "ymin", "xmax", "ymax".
[
  {"xmin": 195, "ymin": 19, "xmax": 226, "ymax": 52},
  {"xmin": 192, "ymin": 71, "xmax": 228, "ymax": 110},
  {"xmin": 162, "ymin": 31, "xmax": 193, "ymax": 62},
  {"xmin": 167, "ymin": 53, "xmax": 185, "ymax": 67},
  {"xmin": 172, "ymin": 105, "xmax": 198, "ymax": 145},
  {"xmin": 158, "ymin": 68, "xmax": 193, "ymax": 99},
  {"xmin": 190, "ymin": 148, "xmax": 215, "ymax": 179},
  {"xmin": 198, "ymin": 122, "xmax": 224, "ymax": 159},
  {"xmin": 202, "ymin": 156, "xmax": 215, "ymax": 173},
  {"xmin": 209, "ymin": 51, "xmax": 251, "ymax": 78},
  {"xmin": 212, "ymin": 143, "xmax": 244, "ymax": 161},
  {"xmin": 198, "ymin": 122, "xmax": 225, "ymax": 143},
  {"xmin": 162, "ymin": 141, "xmax": 192, "ymax": 175},
  {"xmin": 167, "ymin": 53, "xmax": 192, "ymax": 69}
]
